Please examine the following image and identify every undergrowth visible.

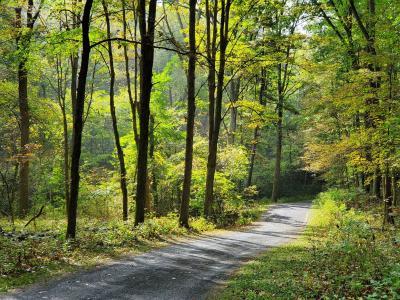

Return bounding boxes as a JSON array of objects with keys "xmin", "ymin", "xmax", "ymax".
[
  {"xmin": 211, "ymin": 188, "xmax": 400, "ymax": 299},
  {"xmin": 0, "ymin": 201, "xmax": 265, "ymax": 293}
]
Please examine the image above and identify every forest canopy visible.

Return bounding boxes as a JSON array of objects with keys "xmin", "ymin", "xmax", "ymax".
[{"xmin": 0, "ymin": 0, "xmax": 399, "ymax": 238}]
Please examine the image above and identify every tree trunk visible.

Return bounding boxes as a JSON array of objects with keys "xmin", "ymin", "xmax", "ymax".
[
  {"xmin": 135, "ymin": 0, "xmax": 157, "ymax": 226},
  {"xmin": 247, "ymin": 127, "xmax": 258, "ymax": 187},
  {"xmin": 247, "ymin": 69, "xmax": 266, "ymax": 187},
  {"xmin": 271, "ymin": 64, "xmax": 284, "ymax": 202},
  {"xmin": 62, "ymin": 108, "xmax": 70, "ymax": 212},
  {"xmin": 17, "ymin": 59, "xmax": 30, "ymax": 216},
  {"xmin": 122, "ymin": 0, "xmax": 139, "ymax": 149},
  {"xmin": 204, "ymin": 0, "xmax": 231, "ymax": 217},
  {"xmin": 229, "ymin": 78, "xmax": 240, "ymax": 144},
  {"xmin": 15, "ymin": 0, "xmax": 39, "ymax": 216},
  {"xmin": 179, "ymin": 0, "xmax": 196, "ymax": 228},
  {"xmin": 66, "ymin": 0, "xmax": 93, "ymax": 239},
  {"xmin": 383, "ymin": 170, "xmax": 395, "ymax": 225},
  {"xmin": 149, "ymin": 114, "xmax": 157, "ymax": 211},
  {"xmin": 103, "ymin": 0, "xmax": 129, "ymax": 221},
  {"xmin": 70, "ymin": 0, "xmax": 80, "ymax": 122}
]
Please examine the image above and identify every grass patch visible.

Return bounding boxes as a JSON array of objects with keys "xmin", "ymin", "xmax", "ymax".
[
  {"xmin": 0, "ymin": 201, "xmax": 266, "ymax": 293},
  {"xmin": 210, "ymin": 189, "xmax": 400, "ymax": 299}
]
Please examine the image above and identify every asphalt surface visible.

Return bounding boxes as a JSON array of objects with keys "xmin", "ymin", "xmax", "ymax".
[{"xmin": 3, "ymin": 202, "xmax": 311, "ymax": 300}]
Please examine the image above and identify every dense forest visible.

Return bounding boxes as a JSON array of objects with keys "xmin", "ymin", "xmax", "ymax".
[{"xmin": 0, "ymin": 0, "xmax": 399, "ymax": 298}]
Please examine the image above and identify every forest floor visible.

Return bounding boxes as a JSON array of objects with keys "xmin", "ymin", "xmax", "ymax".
[
  {"xmin": 1, "ymin": 202, "xmax": 310, "ymax": 299},
  {"xmin": 1, "ymin": 201, "xmax": 269, "ymax": 294},
  {"xmin": 211, "ymin": 190, "xmax": 400, "ymax": 299}
]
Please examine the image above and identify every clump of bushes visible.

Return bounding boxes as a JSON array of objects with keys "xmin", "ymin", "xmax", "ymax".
[{"xmin": 309, "ymin": 189, "xmax": 400, "ymax": 298}]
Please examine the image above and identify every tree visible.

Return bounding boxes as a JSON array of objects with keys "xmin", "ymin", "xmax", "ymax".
[
  {"xmin": 179, "ymin": 0, "xmax": 197, "ymax": 228},
  {"xmin": 15, "ymin": 0, "xmax": 42, "ymax": 216},
  {"xmin": 67, "ymin": 0, "xmax": 94, "ymax": 239},
  {"xmin": 204, "ymin": 0, "xmax": 232, "ymax": 217},
  {"xmin": 102, "ymin": 0, "xmax": 129, "ymax": 221},
  {"xmin": 135, "ymin": 0, "xmax": 157, "ymax": 225}
]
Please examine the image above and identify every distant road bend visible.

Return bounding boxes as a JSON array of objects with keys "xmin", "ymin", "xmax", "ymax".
[{"xmin": 4, "ymin": 202, "xmax": 311, "ymax": 300}]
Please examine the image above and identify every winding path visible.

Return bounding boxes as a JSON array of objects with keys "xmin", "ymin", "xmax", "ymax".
[{"xmin": 3, "ymin": 202, "xmax": 311, "ymax": 300}]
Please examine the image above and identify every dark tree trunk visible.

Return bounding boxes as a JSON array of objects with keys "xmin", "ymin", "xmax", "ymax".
[
  {"xmin": 15, "ymin": 0, "xmax": 40, "ymax": 216},
  {"xmin": 179, "ymin": 0, "xmax": 197, "ymax": 228},
  {"xmin": 203, "ymin": 0, "xmax": 217, "ymax": 217},
  {"xmin": 204, "ymin": 0, "xmax": 231, "ymax": 217},
  {"xmin": 17, "ymin": 59, "xmax": 30, "ymax": 216},
  {"xmin": 103, "ymin": 0, "xmax": 129, "ymax": 221},
  {"xmin": 135, "ymin": 0, "xmax": 157, "ymax": 226},
  {"xmin": 66, "ymin": 0, "xmax": 93, "ymax": 239},
  {"xmin": 67, "ymin": 0, "xmax": 80, "ymax": 213}
]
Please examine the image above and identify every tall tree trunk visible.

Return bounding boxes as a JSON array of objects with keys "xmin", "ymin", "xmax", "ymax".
[
  {"xmin": 203, "ymin": 0, "xmax": 217, "ymax": 217},
  {"xmin": 67, "ymin": 0, "xmax": 80, "ymax": 213},
  {"xmin": 204, "ymin": 0, "xmax": 231, "ymax": 217},
  {"xmin": 15, "ymin": 0, "xmax": 39, "ymax": 216},
  {"xmin": 271, "ymin": 64, "xmax": 284, "ymax": 202},
  {"xmin": 103, "ymin": 0, "xmax": 129, "ymax": 221},
  {"xmin": 66, "ymin": 0, "xmax": 93, "ymax": 239},
  {"xmin": 17, "ymin": 57, "xmax": 30, "ymax": 216},
  {"xmin": 179, "ymin": 0, "xmax": 196, "ymax": 228},
  {"xmin": 55, "ymin": 57, "xmax": 70, "ymax": 213},
  {"xmin": 135, "ymin": 0, "xmax": 157, "ymax": 226}
]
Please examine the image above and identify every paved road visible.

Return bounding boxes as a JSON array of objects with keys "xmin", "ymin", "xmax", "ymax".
[{"xmin": 3, "ymin": 202, "xmax": 311, "ymax": 300}]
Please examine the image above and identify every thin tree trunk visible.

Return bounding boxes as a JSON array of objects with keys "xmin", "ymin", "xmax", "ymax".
[
  {"xmin": 55, "ymin": 56, "xmax": 70, "ymax": 214},
  {"xmin": 122, "ymin": 0, "xmax": 139, "ymax": 148},
  {"xmin": 229, "ymin": 78, "xmax": 240, "ymax": 144},
  {"xmin": 247, "ymin": 69, "xmax": 266, "ymax": 187},
  {"xmin": 66, "ymin": 0, "xmax": 93, "ymax": 239},
  {"xmin": 70, "ymin": 0, "xmax": 80, "ymax": 121},
  {"xmin": 148, "ymin": 114, "xmax": 157, "ymax": 211},
  {"xmin": 271, "ymin": 64, "xmax": 284, "ymax": 202},
  {"xmin": 135, "ymin": 0, "xmax": 157, "ymax": 226},
  {"xmin": 383, "ymin": 169, "xmax": 395, "ymax": 225},
  {"xmin": 103, "ymin": 0, "xmax": 129, "ymax": 221},
  {"xmin": 62, "ymin": 108, "xmax": 70, "ymax": 210},
  {"xmin": 247, "ymin": 127, "xmax": 258, "ymax": 187},
  {"xmin": 179, "ymin": 0, "xmax": 196, "ymax": 228}
]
